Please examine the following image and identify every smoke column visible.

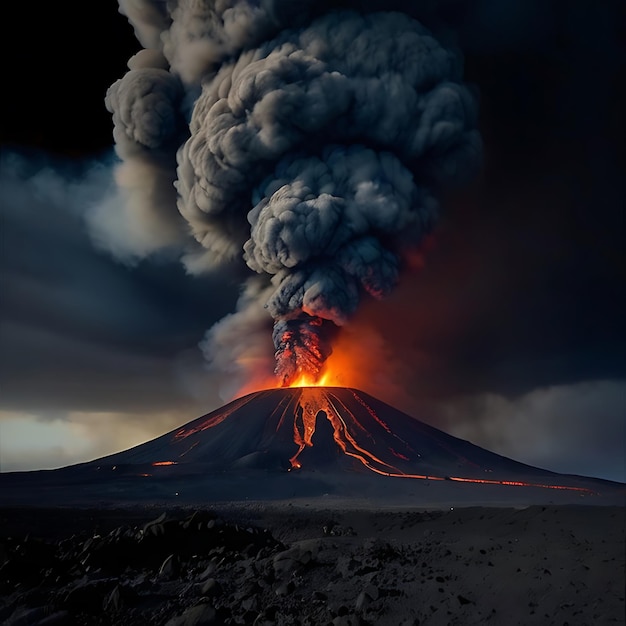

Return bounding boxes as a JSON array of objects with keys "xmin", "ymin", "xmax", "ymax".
[{"xmin": 104, "ymin": 1, "xmax": 481, "ymax": 388}]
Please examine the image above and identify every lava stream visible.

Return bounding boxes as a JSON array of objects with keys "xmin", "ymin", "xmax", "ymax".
[{"xmin": 284, "ymin": 388, "xmax": 596, "ymax": 495}]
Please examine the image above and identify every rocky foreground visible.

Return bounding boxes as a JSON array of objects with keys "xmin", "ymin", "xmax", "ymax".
[{"xmin": 1, "ymin": 503, "xmax": 624, "ymax": 625}]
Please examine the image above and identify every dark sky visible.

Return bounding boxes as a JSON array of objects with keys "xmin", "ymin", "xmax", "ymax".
[{"xmin": 1, "ymin": 0, "xmax": 624, "ymax": 480}]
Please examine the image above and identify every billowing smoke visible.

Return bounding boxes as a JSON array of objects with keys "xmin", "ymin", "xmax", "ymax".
[{"xmin": 105, "ymin": 1, "xmax": 481, "ymax": 388}]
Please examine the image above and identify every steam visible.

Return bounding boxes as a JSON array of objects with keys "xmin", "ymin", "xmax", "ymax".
[{"xmin": 105, "ymin": 1, "xmax": 481, "ymax": 387}]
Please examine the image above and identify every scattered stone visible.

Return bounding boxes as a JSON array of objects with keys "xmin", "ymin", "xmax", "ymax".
[
  {"xmin": 355, "ymin": 582, "xmax": 379, "ymax": 611},
  {"xmin": 275, "ymin": 581, "xmax": 295, "ymax": 597},
  {"xmin": 0, "ymin": 506, "xmax": 620, "ymax": 626},
  {"xmin": 200, "ymin": 577, "xmax": 221, "ymax": 598},
  {"xmin": 63, "ymin": 578, "xmax": 117, "ymax": 612},
  {"xmin": 103, "ymin": 584, "xmax": 133, "ymax": 612},
  {"xmin": 36, "ymin": 610, "xmax": 72, "ymax": 625},
  {"xmin": 6, "ymin": 606, "xmax": 48, "ymax": 626},
  {"xmin": 241, "ymin": 595, "xmax": 260, "ymax": 612},
  {"xmin": 355, "ymin": 591, "xmax": 370, "ymax": 612},
  {"xmin": 165, "ymin": 603, "xmax": 217, "ymax": 626},
  {"xmin": 332, "ymin": 615, "xmax": 362, "ymax": 626},
  {"xmin": 332, "ymin": 604, "xmax": 350, "ymax": 617},
  {"xmin": 159, "ymin": 554, "xmax": 181, "ymax": 579}
]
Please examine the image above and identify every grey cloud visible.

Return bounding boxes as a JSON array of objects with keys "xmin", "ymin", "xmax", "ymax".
[
  {"xmin": 0, "ymin": 321, "xmax": 195, "ymax": 413},
  {"xmin": 200, "ymin": 278, "xmax": 276, "ymax": 401},
  {"xmin": 0, "ymin": 152, "xmax": 238, "ymax": 413},
  {"xmin": 106, "ymin": 68, "xmax": 184, "ymax": 152},
  {"xmin": 106, "ymin": 4, "xmax": 481, "ymax": 386},
  {"xmin": 435, "ymin": 380, "xmax": 626, "ymax": 483}
]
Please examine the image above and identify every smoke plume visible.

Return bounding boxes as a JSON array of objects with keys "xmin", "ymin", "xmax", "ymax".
[{"xmin": 106, "ymin": 1, "xmax": 481, "ymax": 387}]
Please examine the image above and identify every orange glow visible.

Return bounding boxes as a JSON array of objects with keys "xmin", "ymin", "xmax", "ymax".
[
  {"xmin": 288, "ymin": 370, "xmax": 332, "ymax": 388},
  {"xmin": 151, "ymin": 461, "xmax": 178, "ymax": 466},
  {"xmin": 284, "ymin": 329, "xmax": 388, "ymax": 390},
  {"xmin": 230, "ymin": 324, "xmax": 380, "ymax": 397},
  {"xmin": 229, "ymin": 319, "xmax": 408, "ymax": 406},
  {"xmin": 280, "ymin": 324, "xmax": 413, "ymax": 413}
]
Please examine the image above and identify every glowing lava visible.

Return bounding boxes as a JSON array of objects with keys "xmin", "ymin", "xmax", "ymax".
[
  {"xmin": 274, "ymin": 316, "xmax": 336, "ymax": 387},
  {"xmin": 269, "ymin": 388, "xmax": 589, "ymax": 494},
  {"xmin": 288, "ymin": 371, "xmax": 332, "ymax": 388}
]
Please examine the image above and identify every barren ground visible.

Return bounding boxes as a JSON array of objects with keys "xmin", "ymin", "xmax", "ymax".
[{"xmin": 1, "ymin": 502, "xmax": 623, "ymax": 625}]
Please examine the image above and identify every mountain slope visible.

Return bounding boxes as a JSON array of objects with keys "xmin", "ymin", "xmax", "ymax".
[
  {"xmin": 84, "ymin": 387, "xmax": 592, "ymax": 482},
  {"xmin": 2, "ymin": 387, "xmax": 623, "ymax": 507}
]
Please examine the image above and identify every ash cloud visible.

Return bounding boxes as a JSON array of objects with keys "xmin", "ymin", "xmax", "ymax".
[
  {"xmin": 0, "ymin": 152, "xmax": 237, "ymax": 415},
  {"xmin": 105, "ymin": 1, "xmax": 481, "ymax": 386}
]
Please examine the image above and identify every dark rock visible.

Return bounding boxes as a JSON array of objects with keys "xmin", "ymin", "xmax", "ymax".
[
  {"xmin": 241, "ymin": 595, "xmax": 260, "ymax": 612},
  {"xmin": 35, "ymin": 611, "xmax": 72, "ymax": 625},
  {"xmin": 197, "ymin": 561, "xmax": 217, "ymax": 581},
  {"xmin": 241, "ymin": 610, "xmax": 259, "ymax": 624},
  {"xmin": 355, "ymin": 591, "xmax": 370, "ymax": 612},
  {"xmin": 355, "ymin": 584, "xmax": 379, "ymax": 612},
  {"xmin": 275, "ymin": 581, "xmax": 295, "ymax": 597},
  {"xmin": 235, "ymin": 580, "xmax": 263, "ymax": 600},
  {"xmin": 6, "ymin": 606, "xmax": 48, "ymax": 626},
  {"xmin": 333, "ymin": 605, "xmax": 350, "ymax": 617},
  {"xmin": 332, "ymin": 616, "xmax": 362, "ymax": 626},
  {"xmin": 200, "ymin": 577, "xmax": 221, "ymax": 598},
  {"xmin": 165, "ymin": 603, "xmax": 218, "ymax": 626},
  {"xmin": 159, "ymin": 554, "xmax": 181, "ymax": 579},
  {"xmin": 272, "ymin": 557, "xmax": 298, "ymax": 577},
  {"xmin": 327, "ymin": 525, "xmax": 356, "ymax": 537},
  {"xmin": 363, "ymin": 584, "xmax": 379, "ymax": 601},
  {"xmin": 1, "ymin": 539, "xmax": 56, "ymax": 587},
  {"xmin": 0, "ymin": 542, "xmax": 8, "ymax": 567},
  {"xmin": 103, "ymin": 583, "xmax": 136, "ymax": 612},
  {"xmin": 63, "ymin": 577, "xmax": 117, "ymax": 612}
]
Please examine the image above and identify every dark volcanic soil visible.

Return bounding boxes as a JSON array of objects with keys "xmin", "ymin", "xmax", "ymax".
[{"xmin": 1, "ymin": 503, "xmax": 624, "ymax": 626}]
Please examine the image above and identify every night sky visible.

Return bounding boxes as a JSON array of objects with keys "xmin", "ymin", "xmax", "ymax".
[{"xmin": 1, "ymin": 1, "xmax": 624, "ymax": 481}]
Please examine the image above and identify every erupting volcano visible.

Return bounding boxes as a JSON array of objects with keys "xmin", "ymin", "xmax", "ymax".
[
  {"xmin": 2, "ymin": 386, "xmax": 623, "ymax": 507},
  {"xmin": 80, "ymin": 388, "xmax": 618, "ymax": 497}
]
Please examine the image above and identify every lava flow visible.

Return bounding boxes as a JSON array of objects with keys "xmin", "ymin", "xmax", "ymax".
[
  {"xmin": 286, "ymin": 387, "xmax": 410, "ymax": 473},
  {"xmin": 278, "ymin": 388, "xmax": 593, "ymax": 493}
]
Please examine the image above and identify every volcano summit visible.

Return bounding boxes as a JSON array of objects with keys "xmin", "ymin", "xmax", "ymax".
[{"xmin": 1, "ymin": 388, "xmax": 622, "ymax": 508}]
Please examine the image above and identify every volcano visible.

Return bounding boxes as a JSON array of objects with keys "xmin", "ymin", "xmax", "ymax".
[
  {"xmin": 79, "ymin": 387, "xmax": 589, "ymax": 480},
  {"xmin": 1, "ymin": 387, "xmax": 623, "ymax": 507}
]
